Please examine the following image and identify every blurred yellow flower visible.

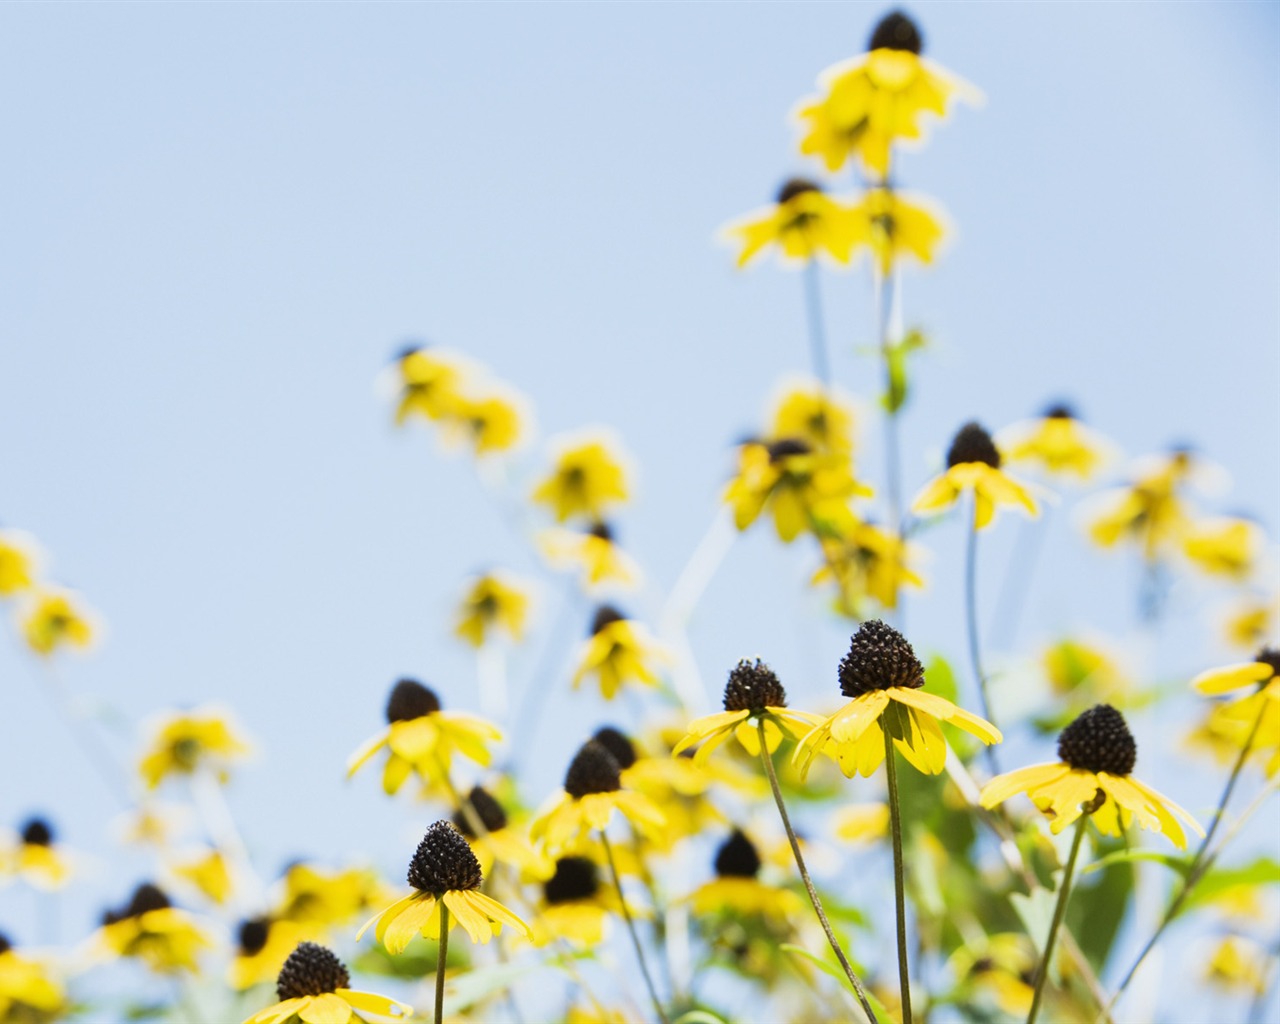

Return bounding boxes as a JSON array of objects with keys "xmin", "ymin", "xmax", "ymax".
[
  {"xmin": 1204, "ymin": 935, "xmax": 1270, "ymax": 995},
  {"xmin": 688, "ymin": 830, "xmax": 803, "ymax": 923},
  {"xmin": 1191, "ymin": 649, "xmax": 1280, "ymax": 777},
  {"xmin": 724, "ymin": 439, "xmax": 869, "ymax": 543},
  {"xmin": 538, "ymin": 522, "xmax": 641, "ymax": 591},
  {"xmin": 243, "ymin": 942, "xmax": 411, "ymax": 1024},
  {"xmin": 453, "ymin": 571, "xmax": 531, "ymax": 648},
  {"xmin": 769, "ymin": 382, "xmax": 856, "ymax": 454},
  {"xmin": 1183, "ymin": 517, "xmax": 1266, "ymax": 580},
  {"xmin": 1083, "ymin": 448, "xmax": 1197, "ymax": 560},
  {"xmin": 997, "ymin": 404, "xmax": 1117, "ymax": 482},
  {"xmin": 572, "ymin": 606, "xmax": 667, "ymax": 701},
  {"xmin": 1, "ymin": 818, "xmax": 71, "ymax": 891},
  {"xmin": 948, "ymin": 933, "xmax": 1037, "ymax": 1018},
  {"xmin": 442, "ymin": 387, "xmax": 528, "ymax": 457},
  {"xmin": 97, "ymin": 883, "xmax": 212, "ymax": 974},
  {"xmin": 138, "ymin": 708, "xmax": 250, "ymax": 790},
  {"xmin": 720, "ymin": 179, "xmax": 860, "ymax": 268},
  {"xmin": 1224, "ymin": 594, "xmax": 1278, "ymax": 651},
  {"xmin": 1042, "ymin": 638, "xmax": 1128, "ymax": 701},
  {"xmin": 0, "ymin": 530, "xmax": 40, "ymax": 597},
  {"xmin": 274, "ymin": 863, "xmax": 392, "ymax": 932},
  {"xmin": 847, "ymin": 187, "xmax": 947, "ymax": 274},
  {"xmin": 172, "ymin": 847, "xmax": 233, "ymax": 905},
  {"xmin": 527, "ymin": 855, "xmax": 629, "ymax": 948},
  {"xmin": 451, "ymin": 785, "xmax": 553, "ymax": 881},
  {"xmin": 532, "ymin": 436, "xmax": 630, "ymax": 523},
  {"xmin": 912, "ymin": 422, "xmax": 1038, "ymax": 530},
  {"xmin": 0, "ymin": 935, "xmax": 65, "ymax": 1023},
  {"xmin": 18, "ymin": 588, "xmax": 96, "ymax": 656},
  {"xmin": 229, "ymin": 917, "xmax": 312, "ymax": 991},
  {"xmin": 813, "ymin": 521, "xmax": 924, "ymax": 614},
  {"xmin": 391, "ymin": 345, "xmax": 469, "ymax": 424},
  {"xmin": 832, "ymin": 802, "xmax": 890, "ymax": 844}
]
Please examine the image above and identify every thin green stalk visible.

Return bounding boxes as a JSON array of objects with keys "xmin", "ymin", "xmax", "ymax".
[
  {"xmin": 964, "ymin": 503, "xmax": 999, "ymax": 775},
  {"xmin": 803, "ymin": 257, "xmax": 831, "ymax": 390},
  {"xmin": 435, "ymin": 902, "xmax": 450, "ymax": 1024},
  {"xmin": 757, "ymin": 719, "xmax": 879, "ymax": 1024},
  {"xmin": 601, "ymin": 831, "xmax": 669, "ymax": 1024},
  {"xmin": 1104, "ymin": 694, "xmax": 1269, "ymax": 1015},
  {"xmin": 1028, "ymin": 814, "xmax": 1090, "ymax": 1024},
  {"xmin": 883, "ymin": 727, "xmax": 912, "ymax": 1024}
]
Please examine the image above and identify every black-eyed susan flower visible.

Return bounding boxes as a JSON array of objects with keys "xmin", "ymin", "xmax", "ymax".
[
  {"xmin": 795, "ymin": 620, "xmax": 1001, "ymax": 778},
  {"xmin": 1192, "ymin": 648, "xmax": 1280, "ymax": 776},
  {"xmin": 572, "ymin": 606, "xmax": 667, "ymax": 701},
  {"xmin": 846, "ymin": 188, "xmax": 947, "ymax": 275},
  {"xmin": 1042, "ymin": 637, "xmax": 1129, "ymax": 703},
  {"xmin": 1224, "ymin": 594, "xmax": 1278, "ymax": 651},
  {"xmin": 724, "ymin": 438, "xmax": 869, "ymax": 543},
  {"xmin": 912, "ymin": 421, "xmax": 1039, "ymax": 530},
  {"xmin": 390, "ymin": 345, "xmax": 469, "ymax": 425},
  {"xmin": 1183, "ymin": 516, "xmax": 1267, "ymax": 580},
  {"xmin": 688, "ymin": 829, "xmax": 803, "ymax": 922},
  {"xmin": 171, "ymin": 846, "xmax": 233, "ymax": 905},
  {"xmin": 813, "ymin": 520, "xmax": 924, "ymax": 614},
  {"xmin": 996, "ymin": 403, "xmax": 1117, "ymax": 482},
  {"xmin": 529, "ymin": 741, "xmax": 666, "ymax": 855},
  {"xmin": 1203, "ymin": 934, "xmax": 1270, "ymax": 996},
  {"xmin": 673, "ymin": 660, "xmax": 823, "ymax": 766},
  {"xmin": 1194, "ymin": 647, "xmax": 1280, "ymax": 699},
  {"xmin": 97, "ymin": 883, "xmax": 212, "ymax": 974},
  {"xmin": 1083, "ymin": 448, "xmax": 1199, "ymax": 560},
  {"xmin": 358, "ymin": 821, "xmax": 530, "ymax": 954},
  {"xmin": 138, "ymin": 707, "xmax": 250, "ymax": 790},
  {"xmin": 832, "ymin": 802, "xmax": 889, "ymax": 845},
  {"xmin": 243, "ymin": 941, "xmax": 411, "ymax": 1024},
  {"xmin": 18, "ymin": 588, "xmax": 96, "ymax": 656},
  {"xmin": 274, "ymin": 863, "xmax": 392, "ymax": 934},
  {"xmin": 795, "ymin": 11, "xmax": 979, "ymax": 178},
  {"xmin": 947, "ymin": 933, "xmax": 1037, "ymax": 1018},
  {"xmin": 347, "ymin": 678, "xmax": 501, "ymax": 796},
  {"xmin": 720, "ymin": 179, "xmax": 860, "ymax": 269},
  {"xmin": 441, "ymin": 387, "xmax": 528, "ymax": 457},
  {"xmin": 0, "ymin": 529, "xmax": 39, "ymax": 597},
  {"xmin": 538, "ymin": 521, "xmax": 642, "ymax": 591},
  {"xmin": 528, "ymin": 855, "xmax": 627, "ymax": 948},
  {"xmin": 453, "ymin": 571, "xmax": 531, "ymax": 648},
  {"xmin": 451, "ymin": 785, "xmax": 553, "ymax": 881},
  {"xmin": 0, "ymin": 933, "xmax": 65, "ymax": 1022},
  {"xmin": 532, "ymin": 435, "xmax": 630, "ymax": 524},
  {"xmin": 1, "ymin": 817, "xmax": 71, "ymax": 890},
  {"xmin": 229, "ymin": 916, "xmax": 312, "ymax": 991},
  {"xmin": 769, "ymin": 381, "xmax": 857, "ymax": 455},
  {"xmin": 980, "ymin": 704, "xmax": 1202, "ymax": 847}
]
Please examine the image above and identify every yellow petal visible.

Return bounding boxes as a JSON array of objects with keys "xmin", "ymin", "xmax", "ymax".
[
  {"xmin": 980, "ymin": 763, "xmax": 1070, "ymax": 809},
  {"xmin": 1194, "ymin": 662, "xmax": 1273, "ymax": 695},
  {"xmin": 297, "ymin": 993, "xmax": 352, "ymax": 1024}
]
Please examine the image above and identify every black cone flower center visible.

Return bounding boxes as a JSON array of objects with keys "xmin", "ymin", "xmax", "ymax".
[
  {"xmin": 385, "ymin": 678, "xmax": 441, "ymax": 723},
  {"xmin": 590, "ymin": 605, "xmax": 625, "ymax": 637},
  {"xmin": 563, "ymin": 740, "xmax": 622, "ymax": 798},
  {"xmin": 766, "ymin": 437, "xmax": 811, "ymax": 463},
  {"xmin": 125, "ymin": 883, "xmax": 171, "ymax": 918},
  {"xmin": 1058, "ymin": 704, "xmax": 1137, "ymax": 776},
  {"xmin": 0, "ymin": 934, "xmax": 10, "ymax": 955},
  {"xmin": 723, "ymin": 659, "xmax": 787, "ymax": 712},
  {"xmin": 946, "ymin": 422, "xmax": 1001, "ymax": 469},
  {"xmin": 776, "ymin": 178, "xmax": 821, "ymax": 205},
  {"xmin": 238, "ymin": 917, "xmax": 271, "ymax": 957},
  {"xmin": 543, "ymin": 856, "xmax": 600, "ymax": 905},
  {"xmin": 1042, "ymin": 402, "xmax": 1077, "ymax": 421},
  {"xmin": 408, "ymin": 820, "xmax": 483, "ymax": 895},
  {"xmin": 839, "ymin": 620, "xmax": 924, "ymax": 696},
  {"xmin": 588, "ymin": 521, "xmax": 615, "ymax": 542},
  {"xmin": 1256, "ymin": 647, "xmax": 1280, "ymax": 679},
  {"xmin": 452, "ymin": 786, "xmax": 509, "ymax": 837},
  {"xmin": 592, "ymin": 726, "xmax": 638, "ymax": 770},
  {"xmin": 276, "ymin": 942, "xmax": 351, "ymax": 1000},
  {"xmin": 20, "ymin": 818, "xmax": 53, "ymax": 847},
  {"xmin": 869, "ymin": 11, "xmax": 923, "ymax": 54},
  {"xmin": 714, "ymin": 829, "xmax": 762, "ymax": 879}
]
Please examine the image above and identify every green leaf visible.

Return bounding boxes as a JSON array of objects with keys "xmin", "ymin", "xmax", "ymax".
[
  {"xmin": 673, "ymin": 1012, "xmax": 731, "ymax": 1024},
  {"xmin": 1065, "ymin": 834, "xmax": 1134, "ymax": 973},
  {"xmin": 924, "ymin": 654, "xmax": 959, "ymax": 704},
  {"xmin": 1081, "ymin": 848, "xmax": 1191, "ymax": 877},
  {"xmin": 779, "ymin": 945, "xmax": 884, "ymax": 1023},
  {"xmin": 1182, "ymin": 857, "xmax": 1280, "ymax": 915}
]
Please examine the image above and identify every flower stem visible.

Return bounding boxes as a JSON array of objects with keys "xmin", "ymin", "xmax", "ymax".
[
  {"xmin": 757, "ymin": 720, "xmax": 879, "ymax": 1023},
  {"xmin": 883, "ymin": 727, "xmax": 912, "ymax": 1024},
  {"xmin": 435, "ymin": 902, "xmax": 450, "ymax": 1024},
  {"xmin": 875, "ymin": 264, "xmax": 903, "ymax": 548},
  {"xmin": 1103, "ymin": 695, "xmax": 1269, "ymax": 1015},
  {"xmin": 803, "ymin": 257, "xmax": 832, "ymax": 390},
  {"xmin": 965, "ymin": 505, "xmax": 999, "ymax": 775},
  {"xmin": 601, "ymin": 831, "xmax": 669, "ymax": 1024},
  {"xmin": 1028, "ymin": 813, "xmax": 1089, "ymax": 1024}
]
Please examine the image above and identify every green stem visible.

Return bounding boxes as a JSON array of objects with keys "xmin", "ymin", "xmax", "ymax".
[
  {"xmin": 965, "ymin": 504, "xmax": 999, "ymax": 775},
  {"xmin": 757, "ymin": 719, "xmax": 879, "ymax": 1023},
  {"xmin": 883, "ymin": 727, "xmax": 912, "ymax": 1024},
  {"xmin": 601, "ymin": 831, "xmax": 669, "ymax": 1024},
  {"xmin": 1028, "ymin": 814, "xmax": 1089, "ymax": 1024},
  {"xmin": 435, "ymin": 902, "xmax": 449, "ymax": 1024}
]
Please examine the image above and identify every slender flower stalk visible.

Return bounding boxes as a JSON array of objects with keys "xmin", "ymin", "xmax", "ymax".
[
  {"xmin": 964, "ymin": 499, "xmax": 999, "ymax": 773},
  {"xmin": 875, "ymin": 264, "xmax": 904, "ymax": 550},
  {"xmin": 803, "ymin": 256, "xmax": 832, "ymax": 390},
  {"xmin": 1028, "ymin": 811, "xmax": 1092, "ymax": 1024},
  {"xmin": 600, "ymin": 832, "xmax": 669, "ymax": 1024},
  {"xmin": 757, "ymin": 718, "xmax": 879, "ymax": 1023},
  {"xmin": 434, "ymin": 903, "xmax": 449, "ymax": 1024},
  {"xmin": 882, "ymin": 726, "xmax": 912, "ymax": 1024}
]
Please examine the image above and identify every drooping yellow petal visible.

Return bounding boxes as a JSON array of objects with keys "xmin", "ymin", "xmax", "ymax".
[
  {"xmin": 979, "ymin": 762, "xmax": 1071, "ymax": 809},
  {"xmin": 1194, "ymin": 662, "xmax": 1273, "ymax": 695},
  {"xmin": 297, "ymin": 993, "xmax": 353, "ymax": 1024}
]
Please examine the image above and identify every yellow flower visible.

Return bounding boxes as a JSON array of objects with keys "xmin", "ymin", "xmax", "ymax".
[
  {"xmin": 846, "ymin": 187, "xmax": 947, "ymax": 274},
  {"xmin": 527, "ymin": 855, "xmax": 633, "ymax": 948},
  {"xmin": 1183, "ymin": 517, "xmax": 1266, "ymax": 580},
  {"xmin": 769, "ymin": 381, "xmax": 857, "ymax": 455},
  {"xmin": 572, "ymin": 606, "xmax": 667, "ymax": 701},
  {"xmin": 529, "ymin": 740, "xmax": 666, "ymax": 855},
  {"xmin": 1192, "ymin": 649, "xmax": 1279, "ymax": 698},
  {"xmin": 97, "ymin": 883, "xmax": 212, "ymax": 974},
  {"xmin": 138, "ymin": 708, "xmax": 250, "ymax": 790},
  {"xmin": 724, "ymin": 438, "xmax": 870, "ymax": 543},
  {"xmin": 980, "ymin": 705, "xmax": 1202, "ymax": 848},
  {"xmin": 720, "ymin": 179, "xmax": 860, "ymax": 268},
  {"xmin": 1, "ymin": 818, "xmax": 71, "ymax": 891},
  {"xmin": 357, "ymin": 822, "xmax": 530, "ymax": 954},
  {"xmin": 672, "ymin": 659, "xmax": 823, "ymax": 765},
  {"xmin": 171, "ymin": 847, "xmax": 233, "ymax": 905},
  {"xmin": 832, "ymin": 802, "xmax": 890, "ymax": 844},
  {"xmin": 812, "ymin": 520, "xmax": 925, "ymax": 614},
  {"xmin": 911, "ymin": 421, "xmax": 1039, "ymax": 530},
  {"xmin": 1191, "ymin": 649, "xmax": 1280, "ymax": 777},
  {"xmin": 1083, "ymin": 448, "xmax": 1199, "ymax": 560},
  {"xmin": 451, "ymin": 785, "xmax": 553, "ymax": 881},
  {"xmin": 1204, "ymin": 935, "xmax": 1270, "ymax": 995},
  {"xmin": 347, "ymin": 679, "xmax": 501, "ymax": 796},
  {"xmin": 390, "ymin": 345, "xmax": 469, "ymax": 425},
  {"xmin": 538, "ymin": 522, "xmax": 641, "ymax": 591},
  {"xmin": 229, "ymin": 917, "xmax": 313, "ymax": 991},
  {"xmin": 687, "ymin": 830, "xmax": 803, "ymax": 923},
  {"xmin": 1224, "ymin": 595, "xmax": 1278, "ymax": 651},
  {"xmin": 996, "ymin": 404, "xmax": 1117, "ymax": 482},
  {"xmin": 441, "ymin": 387, "xmax": 527, "ymax": 457},
  {"xmin": 1042, "ymin": 638, "xmax": 1128, "ymax": 700},
  {"xmin": 0, "ymin": 935, "xmax": 65, "ymax": 1023},
  {"xmin": 18, "ymin": 588, "xmax": 96, "ymax": 656},
  {"xmin": 453, "ymin": 571, "xmax": 531, "ymax": 648},
  {"xmin": 532, "ymin": 435, "xmax": 630, "ymax": 523},
  {"xmin": 947, "ymin": 933, "xmax": 1037, "ymax": 1018},
  {"xmin": 795, "ymin": 621, "xmax": 1001, "ymax": 779},
  {"xmin": 243, "ymin": 942, "xmax": 411, "ymax": 1024},
  {"xmin": 795, "ymin": 12, "xmax": 979, "ymax": 177},
  {"xmin": 0, "ymin": 530, "xmax": 40, "ymax": 597},
  {"xmin": 274, "ymin": 863, "xmax": 392, "ymax": 932}
]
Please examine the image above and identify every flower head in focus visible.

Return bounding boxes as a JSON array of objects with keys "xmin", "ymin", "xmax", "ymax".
[
  {"xmin": 97, "ymin": 883, "xmax": 212, "ymax": 974},
  {"xmin": 242, "ymin": 941, "xmax": 411, "ymax": 1024},
  {"xmin": 720, "ymin": 179, "xmax": 860, "ymax": 269},
  {"xmin": 997, "ymin": 403, "xmax": 1118, "ymax": 482},
  {"xmin": 572, "ymin": 606, "xmax": 667, "ymax": 701},
  {"xmin": 532, "ymin": 435, "xmax": 631, "ymax": 524},
  {"xmin": 18, "ymin": 588, "xmax": 96, "ymax": 656},
  {"xmin": 138, "ymin": 708, "xmax": 250, "ymax": 790},
  {"xmin": 980, "ymin": 704, "xmax": 1202, "ymax": 847},
  {"xmin": 453, "ymin": 572, "xmax": 532, "ymax": 648},
  {"xmin": 795, "ymin": 620, "xmax": 1001, "ymax": 779},
  {"xmin": 912, "ymin": 421, "xmax": 1039, "ymax": 530}
]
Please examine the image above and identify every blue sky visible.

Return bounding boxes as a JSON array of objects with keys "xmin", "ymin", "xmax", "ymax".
[{"xmin": 1, "ymin": 2, "xmax": 1277, "ymax": 1017}]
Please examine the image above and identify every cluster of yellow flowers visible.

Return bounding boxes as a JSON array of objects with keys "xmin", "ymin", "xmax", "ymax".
[{"xmin": 0, "ymin": 528, "xmax": 97, "ymax": 657}]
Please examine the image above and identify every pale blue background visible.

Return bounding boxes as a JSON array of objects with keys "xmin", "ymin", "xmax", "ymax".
[{"xmin": 1, "ymin": 2, "xmax": 1277, "ymax": 1021}]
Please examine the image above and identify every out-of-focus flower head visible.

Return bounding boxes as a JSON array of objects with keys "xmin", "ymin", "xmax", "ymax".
[
  {"xmin": 0, "ymin": 817, "xmax": 71, "ymax": 891},
  {"xmin": 1223, "ymin": 594, "xmax": 1279, "ymax": 651},
  {"xmin": 796, "ymin": 620, "xmax": 1001, "ymax": 779},
  {"xmin": 1042, "ymin": 638, "xmax": 1129, "ymax": 703},
  {"xmin": 832, "ymin": 802, "xmax": 890, "ymax": 845},
  {"xmin": 242, "ymin": 941, "xmax": 412, "ymax": 1024},
  {"xmin": 720, "ymin": 178, "xmax": 860, "ymax": 269},
  {"xmin": 794, "ymin": 10, "xmax": 980, "ymax": 178},
  {"xmin": 997, "ymin": 403, "xmax": 1119, "ymax": 483},
  {"xmin": 1183, "ymin": 516, "xmax": 1267, "ymax": 581},
  {"xmin": 572, "ymin": 606, "xmax": 668, "ymax": 701},
  {"xmin": 453, "ymin": 571, "xmax": 532, "ymax": 648},
  {"xmin": 1203, "ymin": 934, "xmax": 1270, "ymax": 996},
  {"xmin": 170, "ymin": 847, "xmax": 233, "ymax": 906},
  {"xmin": 347, "ymin": 678, "xmax": 501, "ymax": 796},
  {"xmin": 538, "ymin": 521, "xmax": 642, "ymax": 592},
  {"xmin": 0, "ymin": 932, "xmax": 66, "ymax": 1022},
  {"xmin": 1190, "ymin": 648, "xmax": 1280, "ymax": 777},
  {"xmin": 0, "ymin": 529, "xmax": 41, "ymax": 598},
  {"xmin": 97, "ymin": 882, "xmax": 212, "ymax": 974},
  {"xmin": 912, "ymin": 421, "xmax": 1039, "ymax": 530},
  {"xmin": 114, "ymin": 801, "xmax": 193, "ymax": 850},
  {"xmin": 688, "ymin": 828, "xmax": 803, "ymax": 922},
  {"xmin": 274, "ymin": 863, "xmax": 394, "ymax": 933},
  {"xmin": 17, "ymin": 587, "xmax": 97, "ymax": 657},
  {"xmin": 1082, "ymin": 446, "xmax": 1211, "ymax": 561},
  {"xmin": 229, "ymin": 916, "xmax": 312, "ymax": 991},
  {"xmin": 947, "ymin": 933, "xmax": 1038, "ymax": 1018},
  {"xmin": 451, "ymin": 785, "xmax": 553, "ymax": 881},
  {"xmin": 846, "ymin": 188, "xmax": 947, "ymax": 275},
  {"xmin": 138, "ymin": 707, "xmax": 250, "ymax": 790},
  {"xmin": 527, "ymin": 854, "xmax": 631, "ymax": 948},
  {"xmin": 981, "ymin": 704, "xmax": 1201, "ymax": 848},
  {"xmin": 440, "ymin": 385, "xmax": 530, "ymax": 458},
  {"xmin": 769, "ymin": 381, "xmax": 857, "ymax": 455},
  {"xmin": 532, "ymin": 433, "xmax": 631, "ymax": 524},
  {"xmin": 388, "ymin": 345, "xmax": 471, "ymax": 425},
  {"xmin": 812, "ymin": 520, "xmax": 925, "ymax": 615}
]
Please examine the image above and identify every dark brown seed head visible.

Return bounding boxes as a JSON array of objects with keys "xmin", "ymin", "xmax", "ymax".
[
  {"xmin": 451, "ymin": 786, "xmax": 509, "ymax": 837},
  {"xmin": 1057, "ymin": 704, "xmax": 1137, "ymax": 776},
  {"xmin": 407, "ymin": 821, "xmax": 483, "ymax": 895},
  {"xmin": 776, "ymin": 178, "xmax": 822, "ymax": 205},
  {"xmin": 238, "ymin": 918, "xmax": 271, "ymax": 957},
  {"xmin": 1042, "ymin": 402, "xmax": 1077, "ymax": 421},
  {"xmin": 125, "ymin": 883, "xmax": 171, "ymax": 918},
  {"xmin": 0, "ymin": 934, "xmax": 10, "ymax": 955},
  {"xmin": 385, "ymin": 678, "xmax": 441, "ymax": 723},
  {"xmin": 592, "ymin": 727, "xmax": 638, "ymax": 770},
  {"xmin": 946, "ymin": 422, "xmax": 1001, "ymax": 469},
  {"xmin": 1255, "ymin": 647, "xmax": 1280, "ymax": 678},
  {"xmin": 20, "ymin": 818, "xmax": 53, "ymax": 847},
  {"xmin": 563, "ymin": 740, "xmax": 622, "ymax": 798},
  {"xmin": 588, "ymin": 521, "xmax": 615, "ymax": 542},
  {"xmin": 543, "ymin": 856, "xmax": 600, "ymax": 905},
  {"xmin": 839, "ymin": 620, "xmax": 925, "ymax": 696},
  {"xmin": 869, "ymin": 11, "xmax": 923, "ymax": 54},
  {"xmin": 722, "ymin": 659, "xmax": 787, "ymax": 712},
  {"xmin": 590, "ymin": 605, "xmax": 626, "ymax": 637},
  {"xmin": 766, "ymin": 437, "xmax": 811, "ymax": 463},
  {"xmin": 276, "ymin": 942, "xmax": 351, "ymax": 1000},
  {"xmin": 714, "ymin": 829, "xmax": 762, "ymax": 879}
]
